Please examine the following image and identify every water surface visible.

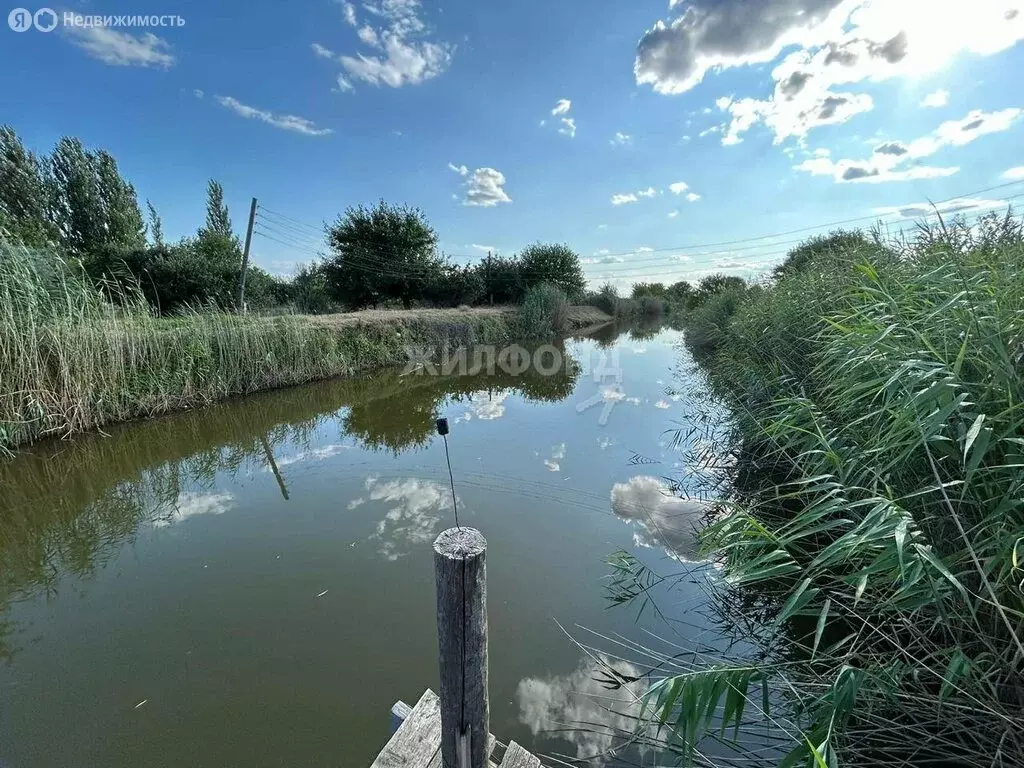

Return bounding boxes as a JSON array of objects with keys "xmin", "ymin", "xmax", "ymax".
[{"xmin": 0, "ymin": 325, "xmax": 727, "ymax": 767}]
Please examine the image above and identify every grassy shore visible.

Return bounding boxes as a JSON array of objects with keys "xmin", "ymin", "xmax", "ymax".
[
  {"xmin": 645, "ymin": 213, "xmax": 1024, "ymax": 766},
  {"xmin": 0, "ymin": 241, "xmax": 608, "ymax": 457}
]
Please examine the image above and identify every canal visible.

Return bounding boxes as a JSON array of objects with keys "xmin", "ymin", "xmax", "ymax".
[{"xmin": 0, "ymin": 324, "xmax": 731, "ymax": 767}]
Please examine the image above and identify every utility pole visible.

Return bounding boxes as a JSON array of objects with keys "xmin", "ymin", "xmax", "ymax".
[
  {"xmin": 487, "ymin": 250, "xmax": 493, "ymax": 305},
  {"xmin": 237, "ymin": 197, "xmax": 257, "ymax": 312}
]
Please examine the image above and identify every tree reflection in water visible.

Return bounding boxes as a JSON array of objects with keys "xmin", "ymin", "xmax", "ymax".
[{"xmin": 0, "ymin": 339, "xmax": 580, "ymax": 657}]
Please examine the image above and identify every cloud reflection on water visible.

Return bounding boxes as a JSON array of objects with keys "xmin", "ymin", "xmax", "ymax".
[
  {"xmin": 610, "ymin": 476, "xmax": 708, "ymax": 562},
  {"xmin": 517, "ymin": 655, "xmax": 645, "ymax": 763},
  {"xmin": 349, "ymin": 476, "xmax": 455, "ymax": 560}
]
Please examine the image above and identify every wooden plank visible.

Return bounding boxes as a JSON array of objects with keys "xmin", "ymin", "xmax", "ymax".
[
  {"xmin": 390, "ymin": 700, "xmax": 413, "ymax": 735},
  {"xmin": 498, "ymin": 742, "xmax": 540, "ymax": 768},
  {"xmin": 434, "ymin": 527, "xmax": 489, "ymax": 768},
  {"xmin": 425, "ymin": 728, "xmax": 497, "ymax": 768},
  {"xmin": 371, "ymin": 689, "xmax": 442, "ymax": 768}
]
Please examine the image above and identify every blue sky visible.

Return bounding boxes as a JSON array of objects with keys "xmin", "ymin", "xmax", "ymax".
[{"xmin": 4, "ymin": 0, "xmax": 1024, "ymax": 288}]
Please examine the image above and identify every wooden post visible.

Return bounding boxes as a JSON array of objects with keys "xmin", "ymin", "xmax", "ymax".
[
  {"xmin": 433, "ymin": 527, "xmax": 489, "ymax": 768},
  {"xmin": 237, "ymin": 197, "xmax": 257, "ymax": 311}
]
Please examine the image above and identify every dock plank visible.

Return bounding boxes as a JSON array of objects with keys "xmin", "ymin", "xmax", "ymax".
[
  {"xmin": 499, "ymin": 741, "xmax": 541, "ymax": 768},
  {"xmin": 371, "ymin": 690, "xmax": 442, "ymax": 768}
]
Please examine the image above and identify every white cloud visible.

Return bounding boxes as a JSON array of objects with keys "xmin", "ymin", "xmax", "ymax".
[
  {"xmin": 872, "ymin": 196, "xmax": 1008, "ymax": 219},
  {"xmin": 193, "ymin": 88, "xmax": 204, "ymax": 99},
  {"xmin": 551, "ymin": 99, "xmax": 572, "ymax": 116},
  {"xmin": 336, "ymin": 74, "xmax": 355, "ymax": 92},
  {"xmin": 558, "ymin": 117, "xmax": 577, "ymax": 137},
  {"xmin": 637, "ymin": 186, "xmax": 659, "ymax": 198},
  {"xmin": 610, "ymin": 132, "xmax": 632, "ymax": 146},
  {"xmin": 611, "ymin": 193, "xmax": 639, "ymax": 205},
  {"xmin": 312, "ymin": 42, "xmax": 336, "ymax": 59},
  {"xmin": 686, "ymin": 192, "xmax": 701, "ymax": 201},
  {"xmin": 328, "ymin": 0, "xmax": 452, "ymax": 89},
  {"xmin": 358, "ymin": 25, "xmax": 381, "ymax": 47},
  {"xmin": 651, "ymin": 1, "xmax": 1024, "ymax": 145},
  {"xmin": 339, "ymin": 0, "xmax": 358, "ymax": 26},
  {"xmin": 669, "ymin": 181, "xmax": 689, "ymax": 194},
  {"xmin": 215, "ymin": 96, "xmax": 333, "ymax": 136},
  {"xmin": 470, "ymin": 243, "xmax": 496, "ymax": 253},
  {"xmin": 456, "ymin": 391, "xmax": 510, "ymax": 422},
  {"xmin": 63, "ymin": 26, "xmax": 175, "ymax": 68},
  {"xmin": 796, "ymin": 107, "xmax": 1020, "ymax": 183},
  {"xmin": 275, "ymin": 444, "xmax": 353, "ymax": 468},
  {"xmin": 340, "ymin": 36, "xmax": 452, "ymax": 88},
  {"xmin": 668, "ymin": 210, "xmax": 680, "ymax": 218},
  {"xmin": 921, "ymin": 88, "xmax": 950, "ymax": 108},
  {"xmin": 451, "ymin": 166, "xmax": 512, "ymax": 207},
  {"xmin": 1003, "ymin": 166, "xmax": 1024, "ymax": 180}
]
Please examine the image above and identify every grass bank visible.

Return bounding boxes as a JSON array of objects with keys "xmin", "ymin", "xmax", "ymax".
[
  {"xmin": 641, "ymin": 213, "xmax": 1024, "ymax": 767},
  {"xmin": 0, "ymin": 241, "xmax": 608, "ymax": 456}
]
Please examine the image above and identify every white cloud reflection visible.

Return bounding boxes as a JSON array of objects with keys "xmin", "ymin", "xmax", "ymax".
[
  {"xmin": 350, "ymin": 476, "xmax": 454, "ymax": 560},
  {"xmin": 611, "ymin": 476, "xmax": 708, "ymax": 561},
  {"xmin": 517, "ymin": 655, "xmax": 645, "ymax": 762},
  {"xmin": 152, "ymin": 491, "xmax": 235, "ymax": 528}
]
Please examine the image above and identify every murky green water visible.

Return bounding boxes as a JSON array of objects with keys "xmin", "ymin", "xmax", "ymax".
[{"xmin": 0, "ymin": 325, "xmax": 730, "ymax": 767}]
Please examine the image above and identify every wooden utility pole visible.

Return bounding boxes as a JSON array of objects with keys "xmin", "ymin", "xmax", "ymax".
[
  {"xmin": 434, "ymin": 527, "xmax": 489, "ymax": 768},
  {"xmin": 486, "ymin": 251, "xmax": 493, "ymax": 306},
  {"xmin": 237, "ymin": 197, "xmax": 257, "ymax": 312}
]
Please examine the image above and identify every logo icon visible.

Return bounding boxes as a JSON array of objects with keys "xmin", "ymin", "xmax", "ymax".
[
  {"xmin": 34, "ymin": 7, "xmax": 57, "ymax": 31},
  {"xmin": 8, "ymin": 7, "xmax": 32, "ymax": 31}
]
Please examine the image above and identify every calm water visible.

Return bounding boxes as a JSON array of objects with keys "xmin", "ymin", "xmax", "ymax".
[{"xmin": 0, "ymin": 325, "xmax": 730, "ymax": 767}]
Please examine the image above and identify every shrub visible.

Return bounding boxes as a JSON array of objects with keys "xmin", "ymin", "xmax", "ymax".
[
  {"xmin": 519, "ymin": 242, "xmax": 586, "ymax": 300},
  {"xmin": 517, "ymin": 283, "xmax": 569, "ymax": 338}
]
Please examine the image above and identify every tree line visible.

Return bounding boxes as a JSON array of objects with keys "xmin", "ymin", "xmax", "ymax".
[{"xmin": 1, "ymin": 125, "xmax": 595, "ymax": 315}]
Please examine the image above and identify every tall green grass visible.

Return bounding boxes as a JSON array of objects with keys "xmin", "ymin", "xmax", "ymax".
[
  {"xmin": 0, "ymin": 240, "xmax": 515, "ymax": 456},
  {"xmin": 630, "ymin": 213, "xmax": 1024, "ymax": 767}
]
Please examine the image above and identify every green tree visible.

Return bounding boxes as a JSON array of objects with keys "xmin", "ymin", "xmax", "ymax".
[
  {"xmin": 476, "ymin": 254, "xmax": 526, "ymax": 304},
  {"xmin": 201, "ymin": 179, "xmax": 233, "ymax": 239},
  {"xmin": 0, "ymin": 125, "xmax": 55, "ymax": 246},
  {"xmin": 49, "ymin": 137, "xmax": 104, "ymax": 256},
  {"xmin": 665, "ymin": 280, "xmax": 694, "ymax": 306},
  {"xmin": 95, "ymin": 150, "xmax": 145, "ymax": 249},
  {"xmin": 518, "ymin": 242, "xmax": 586, "ymax": 299},
  {"xmin": 323, "ymin": 200, "xmax": 443, "ymax": 309},
  {"xmin": 631, "ymin": 282, "xmax": 666, "ymax": 298},
  {"xmin": 694, "ymin": 273, "xmax": 746, "ymax": 305},
  {"xmin": 146, "ymin": 200, "xmax": 164, "ymax": 247},
  {"xmin": 773, "ymin": 229, "xmax": 870, "ymax": 278}
]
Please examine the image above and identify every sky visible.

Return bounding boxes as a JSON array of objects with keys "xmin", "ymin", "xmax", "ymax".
[{"xmin": 4, "ymin": 0, "xmax": 1024, "ymax": 289}]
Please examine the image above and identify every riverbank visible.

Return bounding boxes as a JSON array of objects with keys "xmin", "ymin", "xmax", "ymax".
[
  {"xmin": 0, "ymin": 244, "xmax": 610, "ymax": 457},
  {"xmin": 657, "ymin": 215, "xmax": 1024, "ymax": 766}
]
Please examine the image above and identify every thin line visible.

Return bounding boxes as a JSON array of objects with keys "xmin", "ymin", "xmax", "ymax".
[{"xmin": 443, "ymin": 433, "xmax": 460, "ymax": 529}]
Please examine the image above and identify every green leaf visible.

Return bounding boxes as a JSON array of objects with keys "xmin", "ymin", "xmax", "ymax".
[{"xmin": 812, "ymin": 598, "xmax": 832, "ymax": 659}]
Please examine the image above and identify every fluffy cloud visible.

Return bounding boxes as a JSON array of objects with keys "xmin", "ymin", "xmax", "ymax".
[
  {"xmin": 450, "ymin": 164, "xmax": 512, "ymax": 207},
  {"xmin": 63, "ymin": 27, "xmax": 175, "ymax": 68},
  {"xmin": 1003, "ymin": 166, "xmax": 1024, "ymax": 180},
  {"xmin": 797, "ymin": 107, "xmax": 1020, "ymax": 183},
  {"xmin": 610, "ymin": 132, "xmax": 632, "ymax": 146},
  {"xmin": 551, "ymin": 99, "xmax": 572, "ymax": 116},
  {"xmin": 921, "ymin": 88, "xmax": 950, "ymax": 108},
  {"xmin": 611, "ymin": 193, "xmax": 639, "ymax": 205},
  {"xmin": 215, "ymin": 96, "xmax": 333, "ymax": 136},
  {"xmin": 669, "ymin": 181, "xmax": 689, "ymax": 194},
  {"xmin": 686, "ymin": 192, "xmax": 701, "ymax": 201},
  {"xmin": 322, "ymin": 0, "xmax": 452, "ymax": 89},
  {"xmin": 634, "ymin": 0, "xmax": 850, "ymax": 95},
  {"xmin": 637, "ymin": 186, "xmax": 658, "ymax": 198},
  {"xmin": 558, "ymin": 117, "xmax": 577, "ymax": 137},
  {"xmin": 643, "ymin": 0, "xmax": 1024, "ymax": 144},
  {"xmin": 353, "ymin": 476, "xmax": 452, "ymax": 561}
]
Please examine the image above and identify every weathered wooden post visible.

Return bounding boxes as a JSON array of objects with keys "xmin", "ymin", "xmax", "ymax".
[{"xmin": 433, "ymin": 527, "xmax": 489, "ymax": 768}]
